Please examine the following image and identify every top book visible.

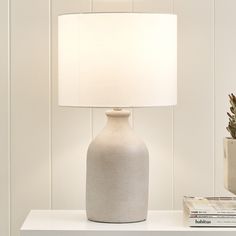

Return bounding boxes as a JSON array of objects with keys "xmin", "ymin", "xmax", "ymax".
[{"xmin": 183, "ymin": 196, "xmax": 236, "ymax": 215}]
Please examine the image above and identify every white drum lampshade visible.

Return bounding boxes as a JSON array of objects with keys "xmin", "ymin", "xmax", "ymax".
[
  {"xmin": 58, "ymin": 13, "xmax": 177, "ymax": 223},
  {"xmin": 58, "ymin": 13, "xmax": 177, "ymax": 107}
]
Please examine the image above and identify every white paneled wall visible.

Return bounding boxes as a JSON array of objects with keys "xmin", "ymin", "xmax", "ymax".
[
  {"xmin": 173, "ymin": 0, "xmax": 214, "ymax": 208},
  {"xmin": 1, "ymin": 0, "xmax": 236, "ymax": 236},
  {"xmin": 51, "ymin": 0, "xmax": 91, "ymax": 211},
  {"xmin": 0, "ymin": 1, "xmax": 9, "ymax": 236},
  {"xmin": 214, "ymin": 0, "xmax": 236, "ymax": 197},
  {"xmin": 10, "ymin": 1, "xmax": 51, "ymax": 236}
]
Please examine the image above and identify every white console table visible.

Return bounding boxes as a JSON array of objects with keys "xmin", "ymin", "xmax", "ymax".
[{"xmin": 21, "ymin": 210, "xmax": 236, "ymax": 236}]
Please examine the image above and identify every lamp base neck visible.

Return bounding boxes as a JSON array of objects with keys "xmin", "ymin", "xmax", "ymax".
[{"xmin": 105, "ymin": 108, "xmax": 130, "ymax": 118}]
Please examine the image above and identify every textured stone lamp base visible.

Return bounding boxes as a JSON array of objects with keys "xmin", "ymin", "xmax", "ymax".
[{"xmin": 86, "ymin": 109, "xmax": 149, "ymax": 223}]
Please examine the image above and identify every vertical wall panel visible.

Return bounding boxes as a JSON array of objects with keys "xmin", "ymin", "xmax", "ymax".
[
  {"xmin": 215, "ymin": 0, "xmax": 236, "ymax": 196},
  {"xmin": 173, "ymin": 0, "xmax": 214, "ymax": 208},
  {"xmin": 92, "ymin": 0, "xmax": 132, "ymax": 12},
  {"xmin": 133, "ymin": 0, "xmax": 174, "ymax": 210},
  {"xmin": 51, "ymin": 0, "xmax": 91, "ymax": 209},
  {"xmin": 134, "ymin": 0, "xmax": 172, "ymax": 12},
  {"xmin": 0, "ymin": 0, "xmax": 9, "ymax": 235},
  {"xmin": 10, "ymin": 1, "xmax": 51, "ymax": 235}
]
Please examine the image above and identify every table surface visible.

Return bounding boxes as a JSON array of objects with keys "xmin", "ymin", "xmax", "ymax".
[{"xmin": 21, "ymin": 210, "xmax": 236, "ymax": 233}]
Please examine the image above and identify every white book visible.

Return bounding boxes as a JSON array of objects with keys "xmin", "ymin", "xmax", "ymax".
[
  {"xmin": 187, "ymin": 217, "xmax": 236, "ymax": 227},
  {"xmin": 184, "ymin": 196, "xmax": 236, "ymax": 215},
  {"xmin": 183, "ymin": 196, "xmax": 236, "ymax": 227}
]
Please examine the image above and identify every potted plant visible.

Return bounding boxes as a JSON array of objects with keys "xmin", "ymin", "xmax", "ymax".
[{"xmin": 224, "ymin": 93, "xmax": 236, "ymax": 194}]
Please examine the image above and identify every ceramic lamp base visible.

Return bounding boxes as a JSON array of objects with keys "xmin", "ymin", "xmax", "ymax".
[
  {"xmin": 86, "ymin": 109, "xmax": 149, "ymax": 223},
  {"xmin": 224, "ymin": 137, "xmax": 236, "ymax": 194}
]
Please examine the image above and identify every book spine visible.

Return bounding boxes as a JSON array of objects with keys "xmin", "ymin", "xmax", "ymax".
[
  {"xmin": 190, "ymin": 210, "xmax": 236, "ymax": 215},
  {"xmin": 190, "ymin": 214, "xmax": 236, "ymax": 218},
  {"xmin": 188, "ymin": 217, "xmax": 236, "ymax": 227}
]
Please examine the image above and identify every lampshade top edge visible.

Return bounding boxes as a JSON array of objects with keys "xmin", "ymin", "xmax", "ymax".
[{"xmin": 58, "ymin": 12, "xmax": 177, "ymax": 17}]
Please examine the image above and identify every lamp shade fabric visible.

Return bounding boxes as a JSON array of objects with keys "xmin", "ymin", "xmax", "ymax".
[{"xmin": 58, "ymin": 13, "xmax": 177, "ymax": 107}]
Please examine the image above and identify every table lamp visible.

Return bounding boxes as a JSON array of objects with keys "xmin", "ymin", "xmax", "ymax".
[{"xmin": 58, "ymin": 13, "xmax": 177, "ymax": 223}]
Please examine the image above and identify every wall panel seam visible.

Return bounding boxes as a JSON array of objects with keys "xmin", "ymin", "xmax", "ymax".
[
  {"xmin": 90, "ymin": 108, "xmax": 94, "ymax": 139},
  {"xmin": 131, "ymin": 0, "xmax": 134, "ymax": 129},
  {"xmin": 8, "ymin": 0, "xmax": 11, "ymax": 234},
  {"xmin": 212, "ymin": 0, "xmax": 215, "ymax": 197},
  {"xmin": 49, "ymin": 0, "xmax": 52, "ymax": 209},
  {"xmin": 171, "ymin": 0, "xmax": 175, "ymax": 210},
  {"xmin": 90, "ymin": 0, "xmax": 93, "ymax": 12},
  {"xmin": 90, "ymin": 0, "xmax": 93, "ymax": 141},
  {"xmin": 171, "ymin": 108, "xmax": 174, "ymax": 210}
]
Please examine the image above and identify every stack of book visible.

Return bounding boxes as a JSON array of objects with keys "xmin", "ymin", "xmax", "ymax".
[{"xmin": 183, "ymin": 196, "xmax": 236, "ymax": 227}]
